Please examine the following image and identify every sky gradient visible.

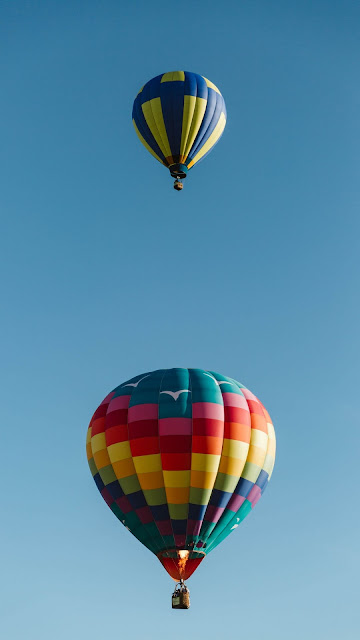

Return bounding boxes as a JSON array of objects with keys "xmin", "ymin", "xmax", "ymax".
[{"xmin": 1, "ymin": 2, "xmax": 359, "ymax": 639}]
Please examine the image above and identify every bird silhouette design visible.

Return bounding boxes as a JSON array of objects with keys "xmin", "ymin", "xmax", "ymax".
[{"xmin": 160, "ymin": 390, "xmax": 191, "ymax": 401}]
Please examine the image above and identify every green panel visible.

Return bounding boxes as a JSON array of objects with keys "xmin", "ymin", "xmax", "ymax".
[
  {"xmin": 99, "ymin": 465, "xmax": 117, "ymax": 485},
  {"xmin": 88, "ymin": 458, "xmax": 97, "ymax": 476},
  {"xmin": 189, "ymin": 487, "xmax": 212, "ymax": 505},
  {"xmin": 214, "ymin": 472, "xmax": 239, "ymax": 493},
  {"xmin": 143, "ymin": 487, "xmax": 167, "ymax": 505},
  {"xmin": 168, "ymin": 503, "xmax": 189, "ymax": 519},
  {"xmin": 241, "ymin": 462, "xmax": 261, "ymax": 483},
  {"xmin": 120, "ymin": 474, "xmax": 142, "ymax": 494}
]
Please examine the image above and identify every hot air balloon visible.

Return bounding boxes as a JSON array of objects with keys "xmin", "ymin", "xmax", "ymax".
[
  {"xmin": 86, "ymin": 368, "xmax": 276, "ymax": 608},
  {"xmin": 132, "ymin": 72, "xmax": 227, "ymax": 191}
]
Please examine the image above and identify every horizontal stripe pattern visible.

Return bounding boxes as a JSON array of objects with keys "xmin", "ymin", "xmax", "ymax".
[
  {"xmin": 87, "ymin": 368, "xmax": 276, "ymax": 579},
  {"xmin": 132, "ymin": 71, "xmax": 226, "ymax": 172}
]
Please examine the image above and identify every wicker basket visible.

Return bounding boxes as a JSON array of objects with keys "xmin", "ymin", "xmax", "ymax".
[{"xmin": 172, "ymin": 589, "xmax": 190, "ymax": 609}]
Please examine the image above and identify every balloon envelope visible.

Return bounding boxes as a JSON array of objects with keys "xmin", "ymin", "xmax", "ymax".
[
  {"xmin": 86, "ymin": 368, "xmax": 276, "ymax": 581},
  {"xmin": 132, "ymin": 72, "xmax": 226, "ymax": 181}
]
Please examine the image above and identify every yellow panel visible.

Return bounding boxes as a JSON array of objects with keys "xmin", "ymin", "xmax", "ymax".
[
  {"xmin": 133, "ymin": 120, "xmax": 166, "ymax": 166},
  {"xmin": 163, "ymin": 470, "xmax": 190, "ymax": 488},
  {"xmin": 133, "ymin": 453, "xmax": 162, "ymax": 473},
  {"xmin": 142, "ymin": 98, "xmax": 172, "ymax": 160},
  {"xmin": 268, "ymin": 422, "xmax": 276, "ymax": 441},
  {"xmin": 247, "ymin": 445, "xmax": 267, "ymax": 467},
  {"xmin": 250, "ymin": 429, "xmax": 268, "ymax": 451},
  {"xmin": 86, "ymin": 427, "xmax": 92, "ymax": 444},
  {"xmin": 166, "ymin": 487, "xmax": 190, "ymax": 504},
  {"xmin": 161, "ymin": 71, "xmax": 185, "ymax": 82},
  {"xmin": 267, "ymin": 438, "xmax": 276, "ymax": 458},
  {"xmin": 137, "ymin": 470, "xmax": 164, "ymax": 490},
  {"xmin": 180, "ymin": 96, "xmax": 207, "ymax": 162},
  {"xmin": 112, "ymin": 458, "xmax": 135, "ymax": 479},
  {"xmin": 218, "ymin": 456, "xmax": 245, "ymax": 477},
  {"xmin": 91, "ymin": 432, "xmax": 106, "ymax": 454},
  {"xmin": 191, "ymin": 453, "xmax": 220, "ymax": 472},
  {"xmin": 202, "ymin": 76, "xmax": 221, "ymax": 94},
  {"xmin": 187, "ymin": 112, "xmax": 226, "ymax": 168},
  {"xmin": 222, "ymin": 439, "xmax": 249, "ymax": 459},
  {"xmin": 190, "ymin": 470, "xmax": 217, "ymax": 489},
  {"xmin": 107, "ymin": 441, "xmax": 131, "ymax": 463},
  {"xmin": 93, "ymin": 449, "xmax": 111, "ymax": 470}
]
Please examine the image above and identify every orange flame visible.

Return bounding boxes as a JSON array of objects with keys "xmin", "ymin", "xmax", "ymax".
[{"xmin": 177, "ymin": 550, "xmax": 190, "ymax": 578}]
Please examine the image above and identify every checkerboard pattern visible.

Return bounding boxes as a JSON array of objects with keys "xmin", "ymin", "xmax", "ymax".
[{"xmin": 86, "ymin": 368, "xmax": 276, "ymax": 580}]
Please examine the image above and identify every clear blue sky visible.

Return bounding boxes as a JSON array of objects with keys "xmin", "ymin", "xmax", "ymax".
[{"xmin": 1, "ymin": 1, "xmax": 359, "ymax": 639}]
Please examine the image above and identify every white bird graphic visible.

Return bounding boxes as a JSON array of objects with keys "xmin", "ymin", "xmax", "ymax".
[
  {"xmin": 160, "ymin": 389, "xmax": 191, "ymax": 401},
  {"xmin": 121, "ymin": 374, "xmax": 150, "ymax": 388},
  {"xmin": 203, "ymin": 373, "xmax": 233, "ymax": 387}
]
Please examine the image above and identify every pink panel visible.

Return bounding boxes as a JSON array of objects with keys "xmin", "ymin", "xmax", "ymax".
[
  {"xmin": 247, "ymin": 485, "xmax": 262, "ymax": 507},
  {"xmin": 107, "ymin": 395, "xmax": 131, "ymax": 412},
  {"xmin": 159, "ymin": 418, "xmax": 192, "ymax": 436},
  {"xmin": 128, "ymin": 403, "xmax": 159, "ymax": 422},
  {"xmin": 227, "ymin": 494, "xmax": 245, "ymax": 512},
  {"xmin": 192, "ymin": 402, "xmax": 225, "ymax": 420},
  {"xmin": 221, "ymin": 392, "xmax": 249, "ymax": 409}
]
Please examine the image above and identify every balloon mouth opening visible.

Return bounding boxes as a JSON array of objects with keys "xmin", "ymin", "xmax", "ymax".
[
  {"xmin": 157, "ymin": 548, "xmax": 205, "ymax": 581},
  {"xmin": 169, "ymin": 163, "xmax": 188, "ymax": 179}
]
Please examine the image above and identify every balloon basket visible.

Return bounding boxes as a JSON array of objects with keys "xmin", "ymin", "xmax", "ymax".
[{"xmin": 172, "ymin": 580, "xmax": 190, "ymax": 609}]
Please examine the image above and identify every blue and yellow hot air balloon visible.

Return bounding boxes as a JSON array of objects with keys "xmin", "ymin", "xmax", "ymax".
[{"xmin": 132, "ymin": 71, "xmax": 227, "ymax": 191}]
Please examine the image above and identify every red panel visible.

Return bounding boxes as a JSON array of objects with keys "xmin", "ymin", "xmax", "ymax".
[
  {"xmin": 224, "ymin": 406, "xmax": 251, "ymax": 424},
  {"xmin": 161, "ymin": 453, "xmax": 192, "ymax": 470},
  {"xmin": 192, "ymin": 418, "xmax": 224, "ymax": 437},
  {"xmin": 105, "ymin": 424, "xmax": 129, "ymax": 445},
  {"xmin": 246, "ymin": 400, "xmax": 264, "ymax": 415},
  {"xmin": 192, "ymin": 435, "xmax": 223, "ymax": 455},
  {"xmin": 160, "ymin": 435, "xmax": 192, "ymax": 453},
  {"xmin": 105, "ymin": 409, "xmax": 129, "ymax": 428},
  {"xmin": 130, "ymin": 436, "xmax": 159, "ymax": 456},
  {"xmin": 128, "ymin": 419, "xmax": 158, "ymax": 439},
  {"xmin": 90, "ymin": 417, "xmax": 106, "ymax": 436},
  {"xmin": 91, "ymin": 404, "xmax": 108, "ymax": 421}
]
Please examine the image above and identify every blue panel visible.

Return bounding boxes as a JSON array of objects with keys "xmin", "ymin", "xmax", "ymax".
[
  {"xmin": 235, "ymin": 477, "xmax": 254, "ymax": 498},
  {"xmin": 255, "ymin": 469, "xmax": 269, "ymax": 490},
  {"xmin": 160, "ymin": 81, "xmax": 185, "ymax": 159},
  {"xmin": 188, "ymin": 503, "xmax": 207, "ymax": 520},
  {"xmin": 106, "ymin": 480, "xmax": 125, "ymax": 500},
  {"xmin": 184, "ymin": 72, "xmax": 208, "ymax": 99},
  {"xmin": 150, "ymin": 504, "xmax": 170, "ymax": 520},
  {"xmin": 184, "ymin": 71, "xmax": 197, "ymax": 97},
  {"xmin": 141, "ymin": 74, "xmax": 163, "ymax": 102},
  {"xmin": 127, "ymin": 490, "xmax": 147, "ymax": 509},
  {"xmin": 171, "ymin": 519, "xmax": 187, "ymax": 534},
  {"xmin": 209, "ymin": 489, "xmax": 232, "ymax": 508},
  {"xmin": 93, "ymin": 473, "xmax": 104, "ymax": 492}
]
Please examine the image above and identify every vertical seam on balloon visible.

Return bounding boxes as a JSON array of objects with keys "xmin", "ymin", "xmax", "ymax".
[
  {"xmin": 187, "ymin": 89, "xmax": 219, "ymax": 163},
  {"xmin": 198, "ymin": 375, "xmax": 229, "ymax": 545},
  {"xmin": 134, "ymin": 97, "xmax": 165, "ymax": 164},
  {"xmin": 156, "ymin": 368, "xmax": 181, "ymax": 578},
  {"xmin": 185, "ymin": 368, "xmax": 194, "ymax": 546}
]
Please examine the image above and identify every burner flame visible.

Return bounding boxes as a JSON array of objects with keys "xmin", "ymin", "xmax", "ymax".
[{"xmin": 177, "ymin": 550, "xmax": 190, "ymax": 577}]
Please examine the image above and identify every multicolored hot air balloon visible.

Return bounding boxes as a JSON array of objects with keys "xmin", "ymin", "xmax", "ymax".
[
  {"xmin": 86, "ymin": 368, "xmax": 276, "ymax": 607},
  {"xmin": 132, "ymin": 72, "xmax": 226, "ymax": 191}
]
